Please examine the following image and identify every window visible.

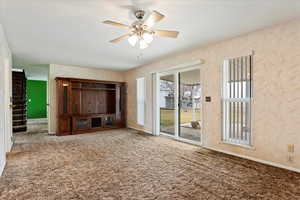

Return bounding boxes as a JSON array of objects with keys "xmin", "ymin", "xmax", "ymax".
[
  {"xmin": 137, "ymin": 77, "xmax": 146, "ymax": 126},
  {"xmin": 222, "ymin": 55, "xmax": 253, "ymax": 146}
]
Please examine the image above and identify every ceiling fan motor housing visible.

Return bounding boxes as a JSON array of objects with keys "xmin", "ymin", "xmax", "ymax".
[{"xmin": 135, "ymin": 10, "xmax": 145, "ymax": 20}]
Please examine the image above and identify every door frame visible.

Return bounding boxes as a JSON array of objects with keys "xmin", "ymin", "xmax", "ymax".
[
  {"xmin": 3, "ymin": 57, "xmax": 12, "ymax": 152},
  {"xmin": 155, "ymin": 64, "xmax": 203, "ymax": 146}
]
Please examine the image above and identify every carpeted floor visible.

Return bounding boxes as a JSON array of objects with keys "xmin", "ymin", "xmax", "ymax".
[{"xmin": 0, "ymin": 129, "xmax": 300, "ymax": 200}]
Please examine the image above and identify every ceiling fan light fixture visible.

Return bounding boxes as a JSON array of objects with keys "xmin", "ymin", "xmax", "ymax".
[
  {"xmin": 128, "ymin": 34, "xmax": 138, "ymax": 46},
  {"xmin": 103, "ymin": 10, "xmax": 179, "ymax": 49},
  {"xmin": 143, "ymin": 32, "xmax": 153, "ymax": 44},
  {"xmin": 139, "ymin": 39, "xmax": 149, "ymax": 49}
]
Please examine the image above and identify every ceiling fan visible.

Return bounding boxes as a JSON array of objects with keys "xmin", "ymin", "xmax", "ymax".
[{"xmin": 103, "ymin": 10, "xmax": 179, "ymax": 49}]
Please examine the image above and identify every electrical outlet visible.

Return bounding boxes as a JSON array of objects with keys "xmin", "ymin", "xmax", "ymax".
[{"xmin": 288, "ymin": 144, "xmax": 295, "ymax": 153}]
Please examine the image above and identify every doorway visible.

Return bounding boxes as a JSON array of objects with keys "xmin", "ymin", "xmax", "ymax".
[
  {"xmin": 12, "ymin": 64, "xmax": 49, "ymax": 135},
  {"xmin": 156, "ymin": 66, "xmax": 202, "ymax": 145}
]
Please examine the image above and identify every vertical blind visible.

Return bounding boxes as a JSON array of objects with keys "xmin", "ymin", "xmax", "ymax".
[
  {"xmin": 137, "ymin": 77, "xmax": 146, "ymax": 126},
  {"xmin": 222, "ymin": 55, "xmax": 253, "ymax": 146}
]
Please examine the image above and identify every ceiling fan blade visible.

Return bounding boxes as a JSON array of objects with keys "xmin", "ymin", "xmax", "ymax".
[
  {"xmin": 110, "ymin": 34, "xmax": 131, "ymax": 43},
  {"xmin": 103, "ymin": 20, "xmax": 130, "ymax": 28},
  {"xmin": 155, "ymin": 30, "xmax": 179, "ymax": 38},
  {"xmin": 143, "ymin": 10, "xmax": 165, "ymax": 28}
]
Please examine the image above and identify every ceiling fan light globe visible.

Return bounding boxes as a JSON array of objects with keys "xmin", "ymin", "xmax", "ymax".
[
  {"xmin": 139, "ymin": 39, "xmax": 148, "ymax": 49},
  {"xmin": 128, "ymin": 35, "xmax": 138, "ymax": 46},
  {"xmin": 143, "ymin": 32, "xmax": 153, "ymax": 44}
]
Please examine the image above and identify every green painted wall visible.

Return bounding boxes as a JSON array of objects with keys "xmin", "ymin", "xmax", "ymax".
[{"xmin": 27, "ymin": 80, "xmax": 47, "ymax": 119}]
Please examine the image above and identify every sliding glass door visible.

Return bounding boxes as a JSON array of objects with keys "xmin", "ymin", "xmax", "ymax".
[
  {"xmin": 159, "ymin": 74, "xmax": 176, "ymax": 136},
  {"xmin": 179, "ymin": 69, "xmax": 201, "ymax": 142},
  {"xmin": 157, "ymin": 67, "xmax": 202, "ymax": 144}
]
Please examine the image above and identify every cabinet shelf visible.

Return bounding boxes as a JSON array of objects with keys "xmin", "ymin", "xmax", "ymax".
[
  {"xmin": 72, "ymin": 87, "xmax": 116, "ymax": 91},
  {"xmin": 72, "ymin": 113, "xmax": 116, "ymax": 118}
]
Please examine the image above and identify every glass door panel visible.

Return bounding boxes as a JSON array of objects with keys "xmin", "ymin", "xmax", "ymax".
[
  {"xmin": 159, "ymin": 74, "xmax": 176, "ymax": 136},
  {"xmin": 179, "ymin": 69, "xmax": 201, "ymax": 142}
]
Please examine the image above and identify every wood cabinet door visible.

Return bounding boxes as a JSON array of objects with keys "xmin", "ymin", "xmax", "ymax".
[
  {"xmin": 71, "ymin": 88, "xmax": 81, "ymax": 115},
  {"xmin": 58, "ymin": 117, "xmax": 71, "ymax": 135}
]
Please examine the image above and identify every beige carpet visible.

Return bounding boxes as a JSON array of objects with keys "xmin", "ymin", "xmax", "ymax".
[{"xmin": 0, "ymin": 129, "xmax": 300, "ymax": 200}]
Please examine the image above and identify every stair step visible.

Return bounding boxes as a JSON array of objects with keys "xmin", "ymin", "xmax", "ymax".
[
  {"xmin": 13, "ymin": 119, "xmax": 26, "ymax": 123},
  {"xmin": 13, "ymin": 114, "xmax": 26, "ymax": 117},
  {"xmin": 13, "ymin": 127, "xmax": 27, "ymax": 132},
  {"xmin": 13, "ymin": 107, "xmax": 26, "ymax": 110},
  {"xmin": 13, "ymin": 109, "xmax": 27, "ymax": 112},
  {"xmin": 13, "ymin": 119, "xmax": 27, "ymax": 122},
  {"xmin": 13, "ymin": 124, "xmax": 27, "ymax": 128},
  {"xmin": 13, "ymin": 100, "xmax": 27, "ymax": 103},
  {"xmin": 13, "ymin": 122, "xmax": 27, "ymax": 126},
  {"xmin": 13, "ymin": 113, "xmax": 26, "ymax": 115},
  {"xmin": 13, "ymin": 105, "xmax": 27, "ymax": 107},
  {"xmin": 13, "ymin": 105, "xmax": 27, "ymax": 108},
  {"xmin": 13, "ymin": 117, "xmax": 26, "ymax": 121}
]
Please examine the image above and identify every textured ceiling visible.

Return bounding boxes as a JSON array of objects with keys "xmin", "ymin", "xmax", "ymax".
[{"xmin": 1, "ymin": 0, "xmax": 300, "ymax": 70}]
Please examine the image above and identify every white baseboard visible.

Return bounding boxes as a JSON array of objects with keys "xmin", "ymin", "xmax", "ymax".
[
  {"xmin": 7, "ymin": 141, "xmax": 12, "ymax": 152},
  {"xmin": 204, "ymin": 146, "xmax": 300, "ymax": 174},
  {"xmin": 48, "ymin": 131, "xmax": 56, "ymax": 136},
  {"xmin": 0, "ymin": 159, "xmax": 5, "ymax": 176},
  {"xmin": 27, "ymin": 118, "xmax": 48, "ymax": 124},
  {"xmin": 127, "ymin": 126, "xmax": 154, "ymax": 135}
]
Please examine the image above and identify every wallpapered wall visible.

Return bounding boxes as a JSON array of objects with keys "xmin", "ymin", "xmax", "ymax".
[{"xmin": 124, "ymin": 19, "xmax": 300, "ymax": 171}]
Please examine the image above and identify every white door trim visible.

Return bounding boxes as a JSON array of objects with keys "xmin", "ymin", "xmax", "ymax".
[
  {"xmin": 4, "ymin": 56, "xmax": 12, "ymax": 153},
  {"xmin": 150, "ymin": 60, "xmax": 204, "ymax": 74}
]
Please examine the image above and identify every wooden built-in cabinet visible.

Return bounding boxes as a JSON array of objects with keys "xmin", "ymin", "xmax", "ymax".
[{"xmin": 56, "ymin": 77, "xmax": 126, "ymax": 136}]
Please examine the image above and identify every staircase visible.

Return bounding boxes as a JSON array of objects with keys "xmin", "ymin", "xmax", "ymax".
[{"xmin": 12, "ymin": 71, "xmax": 27, "ymax": 132}]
